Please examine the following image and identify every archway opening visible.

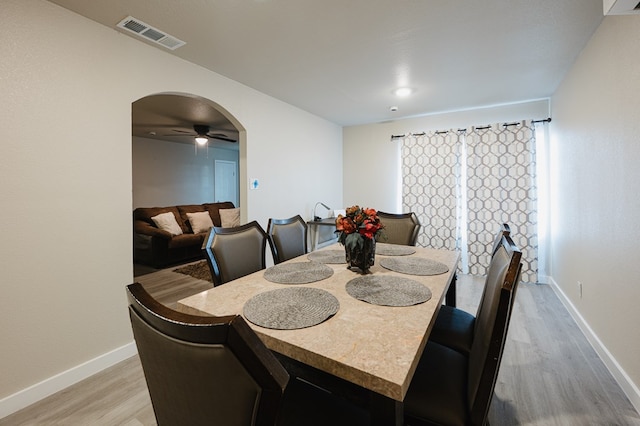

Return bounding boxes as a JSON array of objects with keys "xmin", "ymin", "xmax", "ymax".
[{"xmin": 131, "ymin": 92, "xmax": 246, "ymax": 276}]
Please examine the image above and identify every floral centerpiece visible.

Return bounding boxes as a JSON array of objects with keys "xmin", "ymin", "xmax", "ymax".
[{"xmin": 335, "ymin": 206, "xmax": 384, "ymax": 272}]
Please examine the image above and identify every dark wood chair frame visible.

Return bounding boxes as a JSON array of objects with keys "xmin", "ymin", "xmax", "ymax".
[
  {"xmin": 267, "ymin": 215, "xmax": 308, "ymax": 264},
  {"xmin": 126, "ymin": 282, "xmax": 289, "ymax": 426},
  {"xmin": 202, "ymin": 220, "xmax": 268, "ymax": 286},
  {"xmin": 470, "ymin": 235, "xmax": 522, "ymax": 425},
  {"xmin": 430, "ymin": 222, "xmax": 512, "ymax": 354},
  {"xmin": 405, "ymin": 234, "xmax": 522, "ymax": 426},
  {"xmin": 491, "ymin": 223, "xmax": 511, "ymax": 257}
]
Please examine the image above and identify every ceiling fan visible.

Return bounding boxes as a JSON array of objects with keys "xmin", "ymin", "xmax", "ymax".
[{"xmin": 168, "ymin": 124, "xmax": 237, "ymax": 144}]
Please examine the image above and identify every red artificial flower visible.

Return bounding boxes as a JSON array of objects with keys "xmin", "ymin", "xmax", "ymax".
[{"xmin": 336, "ymin": 205, "xmax": 385, "ymax": 245}]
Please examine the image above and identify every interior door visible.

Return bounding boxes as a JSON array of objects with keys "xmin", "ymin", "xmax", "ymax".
[{"xmin": 214, "ymin": 160, "xmax": 238, "ymax": 206}]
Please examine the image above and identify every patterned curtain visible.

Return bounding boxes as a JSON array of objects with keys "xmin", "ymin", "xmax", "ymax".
[
  {"xmin": 401, "ymin": 120, "xmax": 539, "ymax": 283},
  {"xmin": 401, "ymin": 131, "xmax": 462, "ymax": 251}
]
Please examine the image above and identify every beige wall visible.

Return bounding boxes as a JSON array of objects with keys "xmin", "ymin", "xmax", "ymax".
[
  {"xmin": 551, "ymin": 15, "xmax": 640, "ymax": 406},
  {"xmin": 0, "ymin": 0, "xmax": 342, "ymax": 414},
  {"xmin": 132, "ymin": 136, "xmax": 239, "ymax": 209}
]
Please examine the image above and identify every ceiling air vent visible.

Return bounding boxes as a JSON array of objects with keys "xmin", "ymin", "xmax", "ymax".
[
  {"xmin": 604, "ymin": 0, "xmax": 640, "ymax": 15},
  {"xmin": 116, "ymin": 16, "xmax": 186, "ymax": 50}
]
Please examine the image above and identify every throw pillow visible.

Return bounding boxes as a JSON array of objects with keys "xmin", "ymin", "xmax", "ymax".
[
  {"xmin": 151, "ymin": 212, "xmax": 183, "ymax": 236},
  {"xmin": 186, "ymin": 211, "xmax": 214, "ymax": 234},
  {"xmin": 220, "ymin": 208, "xmax": 241, "ymax": 228}
]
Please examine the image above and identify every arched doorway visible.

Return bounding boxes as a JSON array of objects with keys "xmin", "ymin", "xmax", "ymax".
[{"xmin": 131, "ymin": 92, "xmax": 245, "ymax": 275}]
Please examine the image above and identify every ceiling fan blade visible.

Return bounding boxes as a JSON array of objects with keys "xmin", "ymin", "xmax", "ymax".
[{"xmin": 207, "ymin": 133, "xmax": 237, "ymax": 143}]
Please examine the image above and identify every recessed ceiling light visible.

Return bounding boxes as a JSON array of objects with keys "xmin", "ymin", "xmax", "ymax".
[{"xmin": 394, "ymin": 87, "xmax": 413, "ymax": 97}]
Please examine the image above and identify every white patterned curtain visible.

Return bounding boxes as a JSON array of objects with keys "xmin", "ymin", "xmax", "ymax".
[
  {"xmin": 401, "ymin": 120, "xmax": 539, "ymax": 283},
  {"xmin": 401, "ymin": 131, "xmax": 462, "ymax": 251}
]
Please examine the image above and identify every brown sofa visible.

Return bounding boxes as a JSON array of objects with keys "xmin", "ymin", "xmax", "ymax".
[{"xmin": 133, "ymin": 202, "xmax": 235, "ymax": 268}]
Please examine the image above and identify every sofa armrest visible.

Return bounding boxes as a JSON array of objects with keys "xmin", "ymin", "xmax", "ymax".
[{"xmin": 134, "ymin": 220, "xmax": 173, "ymax": 240}]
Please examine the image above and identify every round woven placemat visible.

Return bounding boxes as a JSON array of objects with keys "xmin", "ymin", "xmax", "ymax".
[
  {"xmin": 379, "ymin": 257, "xmax": 449, "ymax": 276},
  {"xmin": 346, "ymin": 275, "xmax": 432, "ymax": 307},
  {"xmin": 307, "ymin": 250, "xmax": 346, "ymax": 264},
  {"xmin": 376, "ymin": 243, "xmax": 416, "ymax": 256},
  {"xmin": 263, "ymin": 262, "xmax": 334, "ymax": 284},
  {"xmin": 243, "ymin": 287, "xmax": 339, "ymax": 330}
]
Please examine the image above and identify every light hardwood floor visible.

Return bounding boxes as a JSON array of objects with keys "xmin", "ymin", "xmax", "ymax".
[{"xmin": 2, "ymin": 266, "xmax": 639, "ymax": 425}]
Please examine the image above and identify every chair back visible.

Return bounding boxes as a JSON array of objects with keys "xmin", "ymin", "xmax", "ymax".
[
  {"xmin": 376, "ymin": 211, "xmax": 421, "ymax": 246},
  {"xmin": 126, "ymin": 283, "xmax": 289, "ymax": 426},
  {"xmin": 267, "ymin": 215, "xmax": 308, "ymax": 264},
  {"xmin": 474, "ymin": 222, "xmax": 513, "ymax": 320},
  {"xmin": 467, "ymin": 234, "xmax": 522, "ymax": 425},
  {"xmin": 202, "ymin": 220, "xmax": 268, "ymax": 286},
  {"xmin": 490, "ymin": 223, "xmax": 511, "ymax": 257}
]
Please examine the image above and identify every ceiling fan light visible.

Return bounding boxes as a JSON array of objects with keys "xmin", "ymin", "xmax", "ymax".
[{"xmin": 195, "ymin": 136, "xmax": 208, "ymax": 145}]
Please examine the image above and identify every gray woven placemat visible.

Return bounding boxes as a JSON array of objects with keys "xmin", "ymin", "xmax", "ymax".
[
  {"xmin": 346, "ymin": 275, "xmax": 432, "ymax": 307},
  {"xmin": 243, "ymin": 287, "xmax": 339, "ymax": 329},
  {"xmin": 263, "ymin": 262, "xmax": 334, "ymax": 284},
  {"xmin": 376, "ymin": 243, "xmax": 416, "ymax": 256},
  {"xmin": 379, "ymin": 257, "xmax": 449, "ymax": 276},
  {"xmin": 307, "ymin": 250, "xmax": 346, "ymax": 264}
]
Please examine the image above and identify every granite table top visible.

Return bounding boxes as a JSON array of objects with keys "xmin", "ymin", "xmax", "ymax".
[{"xmin": 177, "ymin": 243, "xmax": 460, "ymax": 402}]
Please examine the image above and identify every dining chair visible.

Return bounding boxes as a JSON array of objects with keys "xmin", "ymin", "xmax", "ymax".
[
  {"xmin": 376, "ymin": 211, "xmax": 421, "ymax": 246},
  {"xmin": 404, "ymin": 234, "xmax": 522, "ymax": 426},
  {"xmin": 267, "ymin": 215, "xmax": 308, "ymax": 264},
  {"xmin": 127, "ymin": 282, "xmax": 287, "ymax": 425},
  {"xmin": 428, "ymin": 223, "xmax": 512, "ymax": 355},
  {"xmin": 126, "ymin": 283, "xmax": 369, "ymax": 426},
  {"xmin": 202, "ymin": 220, "xmax": 268, "ymax": 286}
]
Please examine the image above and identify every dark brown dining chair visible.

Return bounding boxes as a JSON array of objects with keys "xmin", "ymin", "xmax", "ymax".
[
  {"xmin": 404, "ymin": 234, "xmax": 522, "ymax": 426},
  {"xmin": 127, "ymin": 283, "xmax": 370, "ymax": 426},
  {"xmin": 376, "ymin": 211, "xmax": 421, "ymax": 246},
  {"xmin": 267, "ymin": 215, "xmax": 308, "ymax": 264},
  {"xmin": 202, "ymin": 220, "xmax": 268, "ymax": 286},
  {"xmin": 126, "ymin": 282, "xmax": 288, "ymax": 426},
  {"xmin": 428, "ymin": 223, "xmax": 512, "ymax": 355}
]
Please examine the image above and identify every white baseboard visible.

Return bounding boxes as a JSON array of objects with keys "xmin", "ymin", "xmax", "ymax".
[
  {"xmin": 537, "ymin": 273, "xmax": 551, "ymax": 285},
  {"xmin": 548, "ymin": 277, "xmax": 640, "ymax": 415},
  {"xmin": 0, "ymin": 342, "xmax": 137, "ymax": 419}
]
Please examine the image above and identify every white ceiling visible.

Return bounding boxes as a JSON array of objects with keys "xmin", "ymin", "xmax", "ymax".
[{"xmin": 48, "ymin": 0, "xmax": 604, "ymax": 127}]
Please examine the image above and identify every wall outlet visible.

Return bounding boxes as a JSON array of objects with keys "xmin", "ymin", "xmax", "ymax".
[{"xmin": 577, "ymin": 281, "xmax": 583, "ymax": 299}]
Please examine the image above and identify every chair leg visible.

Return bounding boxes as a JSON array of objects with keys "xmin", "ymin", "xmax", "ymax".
[
  {"xmin": 445, "ymin": 272, "xmax": 457, "ymax": 307},
  {"xmin": 369, "ymin": 392, "xmax": 403, "ymax": 426}
]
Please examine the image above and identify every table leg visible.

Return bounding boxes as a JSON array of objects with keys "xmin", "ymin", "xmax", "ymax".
[
  {"xmin": 445, "ymin": 272, "xmax": 457, "ymax": 307},
  {"xmin": 369, "ymin": 392, "xmax": 403, "ymax": 426},
  {"xmin": 310, "ymin": 226, "xmax": 318, "ymax": 251}
]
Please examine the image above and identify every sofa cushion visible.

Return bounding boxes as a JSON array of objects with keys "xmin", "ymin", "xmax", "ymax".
[
  {"xmin": 187, "ymin": 211, "xmax": 214, "ymax": 234},
  {"xmin": 151, "ymin": 212, "xmax": 183, "ymax": 236},
  {"xmin": 220, "ymin": 207, "xmax": 241, "ymax": 227},
  {"xmin": 204, "ymin": 202, "xmax": 236, "ymax": 226},
  {"xmin": 135, "ymin": 206, "xmax": 188, "ymax": 233},
  {"xmin": 167, "ymin": 233, "xmax": 206, "ymax": 249},
  {"xmin": 177, "ymin": 204, "xmax": 207, "ymax": 233}
]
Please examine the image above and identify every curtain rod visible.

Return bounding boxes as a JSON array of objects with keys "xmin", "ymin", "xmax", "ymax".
[{"xmin": 390, "ymin": 117, "xmax": 551, "ymax": 140}]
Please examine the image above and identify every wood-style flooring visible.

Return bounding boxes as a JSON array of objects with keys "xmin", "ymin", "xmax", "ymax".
[{"xmin": 1, "ymin": 265, "xmax": 639, "ymax": 425}]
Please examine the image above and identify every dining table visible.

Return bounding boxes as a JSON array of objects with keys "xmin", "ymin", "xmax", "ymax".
[{"xmin": 177, "ymin": 242, "xmax": 460, "ymax": 426}]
